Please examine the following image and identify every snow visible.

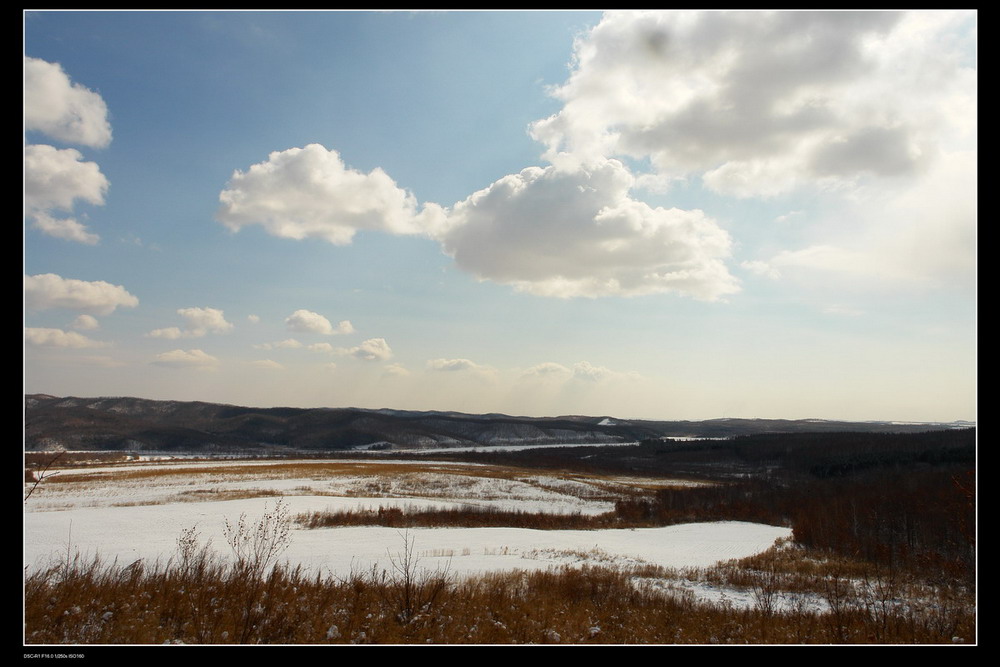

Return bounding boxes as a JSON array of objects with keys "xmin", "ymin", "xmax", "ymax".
[{"xmin": 24, "ymin": 458, "xmax": 791, "ymax": 591}]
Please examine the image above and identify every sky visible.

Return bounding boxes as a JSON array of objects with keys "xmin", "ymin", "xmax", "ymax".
[{"xmin": 23, "ymin": 10, "xmax": 977, "ymax": 422}]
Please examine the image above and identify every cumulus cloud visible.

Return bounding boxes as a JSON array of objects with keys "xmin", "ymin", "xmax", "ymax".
[
  {"xmin": 284, "ymin": 309, "xmax": 354, "ymax": 336},
  {"xmin": 24, "ymin": 144, "xmax": 108, "ymax": 244},
  {"xmin": 151, "ymin": 349, "xmax": 219, "ymax": 369},
  {"xmin": 29, "ymin": 212, "xmax": 100, "ymax": 245},
  {"xmin": 148, "ymin": 307, "xmax": 233, "ymax": 339},
  {"xmin": 438, "ymin": 159, "xmax": 738, "ymax": 299},
  {"xmin": 70, "ymin": 314, "xmax": 100, "ymax": 331},
  {"xmin": 177, "ymin": 307, "xmax": 234, "ymax": 335},
  {"xmin": 427, "ymin": 358, "xmax": 486, "ymax": 372},
  {"xmin": 147, "ymin": 327, "xmax": 184, "ymax": 340},
  {"xmin": 213, "ymin": 12, "xmax": 973, "ymax": 302},
  {"xmin": 24, "ymin": 144, "xmax": 108, "ymax": 212},
  {"xmin": 25, "ymin": 327, "xmax": 107, "ymax": 348},
  {"xmin": 25, "ymin": 273, "xmax": 139, "ymax": 315},
  {"xmin": 340, "ymin": 337, "xmax": 393, "ymax": 361},
  {"xmin": 24, "ymin": 56, "xmax": 112, "ymax": 245},
  {"xmin": 217, "ymin": 144, "xmax": 445, "ymax": 244},
  {"xmin": 529, "ymin": 10, "xmax": 972, "ymax": 197},
  {"xmin": 24, "ymin": 56, "xmax": 112, "ymax": 148},
  {"xmin": 426, "ymin": 358, "xmax": 498, "ymax": 380},
  {"xmin": 307, "ymin": 342, "xmax": 335, "ymax": 353}
]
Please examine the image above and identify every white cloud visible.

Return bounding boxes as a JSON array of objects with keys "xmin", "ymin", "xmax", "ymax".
[
  {"xmin": 70, "ymin": 314, "xmax": 99, "ymax": 331},
  {"xmin": 177, "ymin": 307, "xmax": 234, "ymax": 336},
  {"xmin": 426, "ymin": 358, "xmax": 497, "ymax": 378},
  {"xmin": 284, "ymin": 309, "xmax": 353, "ymax": 336},
  {"xmin": 247, "ymin": 314, "xmax": 261, "ymax": 324},
  {"xmin": 307, "ymin": 342, "xmax": 335, "ymax": 353},
  {"xmin": 147, "ymin": 327, "xmax": 184, "ymax": 340},
  {"xmin": 217, "ymin": 144, "xmax": 444, "ymax": 245},
  {"xmin": 520, "ymin": 360, "xmax": 635, "ymax": 384},
  {"xmin": 764, "ymin": 150, "xmax": 976, "ymax": 291},
  {"xmin": 427, "ymin": 358, "xmax": 480, "ymax": 372},
  {"xmin": 384, "ymin": 363, "xmax": 410, "ymax": 377},
  {"xmin": 29, "ymin": 212, "xmax": 100, "ymax": 245},
  {"xmin": 24, "ymin": 56, "xmax": 112, "ymax": 148},
  {"xmin": 147, "ymin": 307, "xmax": 233, "ymax": 339},
  {"xmin": 438, "ymin": 159, "xmax": 738, "ymax": 299},
  {"xmin": 24, "ymin": 273, "xmax": 139, "ymax": 315},
  {"xmin": 151, "ymin": 349, "xmax": 219, "ymax": 369},
  {"xmin": 24, "ymin": 327, "xmax": 107, "ymax": 348},
  {"xmin": 24, "ymin": 144, "xmax": 108, "ymax": 214},
  {"xmin": 24, "ymin": 144, "xmax": 107, "ymax": 245},
  {"xmin": 530, "ymin": 10, "xmax": 974, "ymax": 197},
  {"xmin": 212, "ymin": 12, "xmax": 973, "ymax": 304},
  {"xmin": 341, "ymin": 337, "xmax": 393, "ymax": 361}
]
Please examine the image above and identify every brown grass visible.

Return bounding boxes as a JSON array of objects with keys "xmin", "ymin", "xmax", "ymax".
[{"xmin": 24, "ymin": 547, "xmax": 975, "ymax": 645}]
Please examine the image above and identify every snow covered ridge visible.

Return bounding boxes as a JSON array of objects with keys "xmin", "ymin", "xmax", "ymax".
[{"xmin": 24, "ymin": 394, "xmax": 972, "ymax": 454}]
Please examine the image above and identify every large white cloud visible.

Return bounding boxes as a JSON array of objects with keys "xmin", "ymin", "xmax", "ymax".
[
  {"xmin": 438, "ymin": 159, "xmax": 738, "ymax": 299},
  {"xmin": 217, "ymin": 144, "xmax": 444, "ymax": 245},
  {"xmin": 24, "ymin": 273, "xmax": 139, "ymax": 315},
  {"xmin": 24, "ymin": 144, "xmax": 108, "ymax": 214},
  {"xmin": 24, "ymin": 58, "xmax": 112, "ymax": 244},
  {"xmin": 24, "ymin": 144, "xmax": 108, "ymax": 244},
  {"xmin": 213, "ymin": 12, "xmax": 972, "ymax": 301},
  {"xmin": 24, "ymin": 56, "xmax": 112, "ymax": 149},
  {"xmin": 530, "ymin": 10, "xmax": 974, "ymax": 197}
]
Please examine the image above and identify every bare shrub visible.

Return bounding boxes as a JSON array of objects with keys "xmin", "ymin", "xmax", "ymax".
[
  {"xmin": 383, "ymin": 530, "xmax": 452, "ymax": 625},
  {"xmin": 222, "ymin": 498, "xmax": 291, "ymax": 577}
]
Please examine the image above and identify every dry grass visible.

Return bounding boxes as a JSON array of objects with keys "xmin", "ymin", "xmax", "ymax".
[{"xmin": 24, "ymin": 545, "xmax": 975, "ymax": 645}]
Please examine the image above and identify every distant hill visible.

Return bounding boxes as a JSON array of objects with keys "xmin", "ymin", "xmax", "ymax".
[{"xmin": 23, "ymin": 394, "xmax": 972, "ymax": 453}]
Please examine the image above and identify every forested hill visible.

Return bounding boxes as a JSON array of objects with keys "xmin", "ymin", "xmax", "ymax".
[{"xmin": 24, "ymin": 394, "xmax": 972, "ymax": 453}]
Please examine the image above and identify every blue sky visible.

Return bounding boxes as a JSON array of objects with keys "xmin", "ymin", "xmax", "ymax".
[{"xmin": 24, "ymin": 10, "xmax": 976, "ymax": 421}]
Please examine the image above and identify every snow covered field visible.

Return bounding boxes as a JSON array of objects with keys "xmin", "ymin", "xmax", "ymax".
[{"xmin": 23, "ymin": 458, "xmax": 791, "ymax": 583}]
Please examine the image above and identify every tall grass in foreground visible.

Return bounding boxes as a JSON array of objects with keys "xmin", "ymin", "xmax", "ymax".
[{"xmin": 24, "ymin": 546, "xmax": 974, "ymax": 645}]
